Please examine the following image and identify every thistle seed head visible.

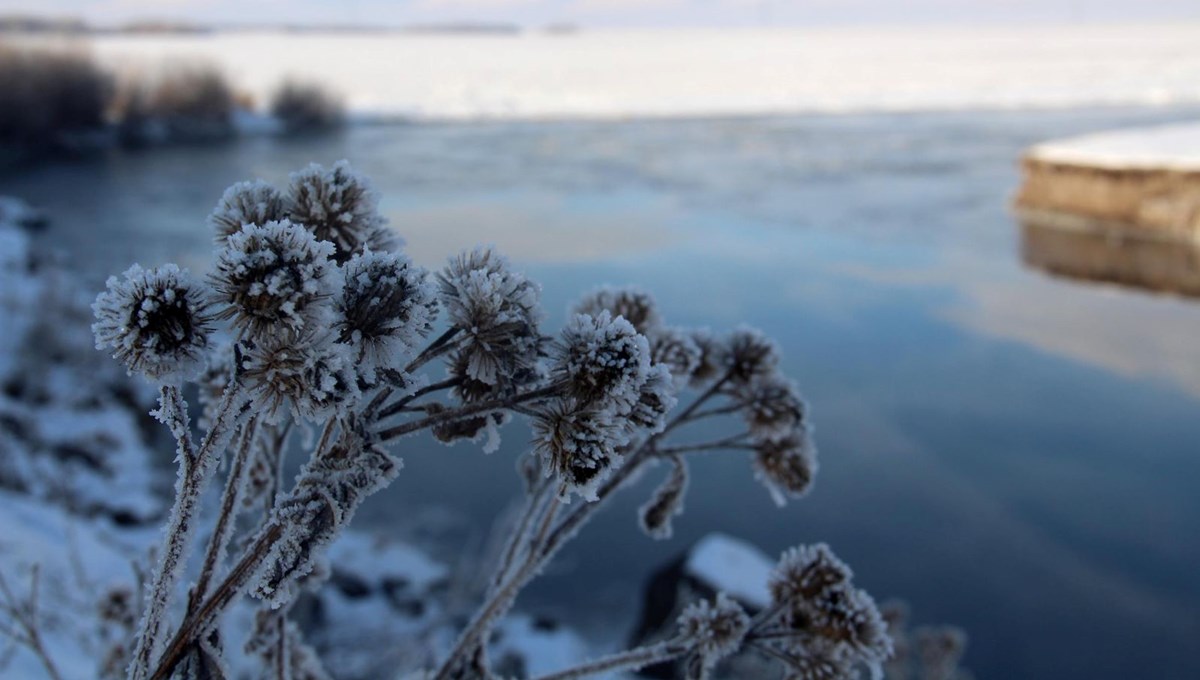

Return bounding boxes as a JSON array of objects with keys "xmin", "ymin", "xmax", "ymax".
[
  {"xmin": 208, "ymin": 179, "xmax": 286, "ymax": 243},
  {"xmin": 649, "ymin": 326, "xmax": 702, "ymax": 384},
  {"xmin": 337, "ymin": 250, "xmax": 437, "ymax": 384},
  {"xmin": 210, "ymin": 220, "xmax": 341, "ymax": 341},
  {"xmin": 625, "ymin": 362, "xmax": 678, "ymax": 438},
  {"xmin": 753, "ymin": 429, "xmax": 817, "ymax": 506},
  {"xmin": 438, "ymin": 246, "xmax": 544, "ymax": 389},
  {"xmin": 552, "ymin": 311, "xmax": 650, "ymax": 413},
  {"xmin": 638, "ymin": 453, "xmax": 687, "ymax": 540},
  {"xmin": 677, "ymin": 593, "xmax": 750, "ymax": 678},
  {"xmin": 285, "ymin": 160, "xmax": 397, "ymax": 263},
  {"xmin": 572, "ymin": 285, "xmax": 662, "ymax": 334},
  {"xmin": 239, "ymin": 332, "xmax": 360, "ymax": 423},
  {"xmin": 92, "ymin": 263, "xmax": 213, "ymax": 383},
  {"xmin": 531, "ymin": 399, "xmax": 624, "ymax": 501},
  {"xmin": 740, "ymin": 373, "xmax": 807, "ymax": 442},
  {"xmin": 687, "ymin": 328, "xmax": 729, "ymax": 387},
  {"xmin": 727, "ymin": 326, "xmax": 780, "ymax": 385}
]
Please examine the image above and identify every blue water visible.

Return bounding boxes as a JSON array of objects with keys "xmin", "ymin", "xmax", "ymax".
[{"xmin": 5, "ymin": 107, "xmax": 1200, "ymax": 679}]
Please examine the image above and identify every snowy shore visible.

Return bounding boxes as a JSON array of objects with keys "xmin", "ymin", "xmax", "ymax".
[{"xmin": 20, "ymin": 23, "xmax": 1200, "ymax": 122}]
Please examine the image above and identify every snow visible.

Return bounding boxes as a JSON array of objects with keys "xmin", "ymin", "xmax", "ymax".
[
  {"xmin": 72, "ymin": 24, "xmax": 1200, "ymax": 122},
  {"xmin": 685, "ymin": 533, "xmax": 774, "ymax": 609},
  {"xmin": 1027, "ymin": 122, "xmax": 1200, "ymax": 170}
]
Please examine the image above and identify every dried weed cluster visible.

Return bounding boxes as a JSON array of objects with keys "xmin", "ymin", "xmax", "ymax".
[{"xmin": 86, "ymin": 160, "xmax": 925, "ymax": 680}]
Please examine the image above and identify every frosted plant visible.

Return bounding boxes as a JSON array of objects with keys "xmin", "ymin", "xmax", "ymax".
[
  {"xmin": 210, "ymin": 219, "xmax": 341, "ymax": 340},
  {"xmin": 207, "ymin": 179, "xmax": 286, "ymax": 243},
  {"xmin": 82, "ymin": 163, "xmax": 920, "ymax": 680},
  {"xmin": 285, "ymin": 161, "xmax": 397, "ymax": 263},
  {"xmin": 92, "ymin": 263, "xmax": 213, "ymax": 384}
]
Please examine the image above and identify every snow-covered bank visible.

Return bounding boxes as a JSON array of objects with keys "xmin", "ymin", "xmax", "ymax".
[
  {"xmin": 61, "ymin": 24, "xmax": 1200, "ymax": 122},
  {"xmin": 1016, "ymin": 123, "xmax": 1200, "ymax": 242}
]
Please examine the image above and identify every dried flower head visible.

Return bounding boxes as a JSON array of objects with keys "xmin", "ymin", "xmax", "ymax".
[
  {"xmin": 552, "ymin": 311, "xmax": 650, "ymax": 412},
  {"xmin": 197, "ymin": 340, "xmax": 236, "ymax": 429},
  {"xmin": 285, "ymin": 160, "xmax": 397, "ymax": 263},
  {"xmin": 688, "ymin": 328, "xmax": 729, "ymax": 387},
  {"xmin": 572, "ymin": 285, "xmax": 662, "ymax": 334},
  {"xmin": 727, "ymin": 326, "xmax": 780, "ymax": 385},
  {"xmin": 92, "ymin": 263, "xmax": 213, "ymax": 383},
  {"xmin": 531, "ymin": 399, "xmax": 624, "ymax": 501},
  {"xmin": 638, "ymin": 454, "xmax": 687, "ymax": 540},
  {"xmin": 677, "ymin": 593, "xmax": 750, "ymax": 679},
  {"xmin": 239, "ymin": 332, "xmax": 359, "ymax": 423},
  {"xmin": 753, "ymin": 429, "xmax": 817, "ymax": 506},
  {"xmin": 210, "ymin": 220, "xmax": 341, "ymax": 340},
  {"xmin": 438, "ymin": 247, "xmax": 544, "ymax": 388},
  {"xmin": 768, "ymin": 544, "xmax": 892, "ymax": 678},
  {"xmin": 626, "ymin": 362, "xmax": 678, "ymax": 437},
  {"xmin": 914, "ymin": 626, "xmax": 967, "ymax": 680},
  {"xmin": 740, "ymin": 373, "xmax": 807, "ymax": 442},
  {"xmin": 337, "ymin": 250, "xmax": 437, "ymax": 384},
  {"xmin": 649, "ymin": 326, "xmax": 702, "ymax": 383},
  {"xmin": 207, "ymin": 179, "xmax": 285, "ymax": 243}
]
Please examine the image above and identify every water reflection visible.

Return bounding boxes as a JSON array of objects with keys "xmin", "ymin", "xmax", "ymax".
[{"xmin": 1020, "ymin": 209, "xmax": 1200, "ymax": 298}]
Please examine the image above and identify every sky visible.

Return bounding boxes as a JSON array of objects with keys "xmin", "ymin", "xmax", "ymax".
[{"xmin": 2, "ymin": 0, "xmax": 1199, "ymax": 28}]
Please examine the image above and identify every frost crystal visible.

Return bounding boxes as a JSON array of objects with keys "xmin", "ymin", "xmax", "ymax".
[
  {"xmin": 572, "ymin": 285, "xmax": 662, "ymax": 334},
  {"xmin": 438, "ymin": 247, "xmax": 543, "ymax": 388},
  {"xmin": 552, "ymin": 311, "xmax": 650, "ymax": 413},
  {"xmin": 677, "ymin": 592, "xmax": 750, "ymax": 680},
  {"xmin": 286, "ymin": 160, "xmax": 397, "ymax": 263},
  {"xmin": 91, "ymin": 263, "xmax": 213, "ymax": 383},
  {"xmin": 207, "ymin": 179, "xmax": 285, "ymax": 243},
  {"xmin": 240, "ymin": 332, "xmax": 360, "ymax": 423},
  {"xmin": 639, "ymin": 454, "xmax": 687, "ymax": 540},
  {"xmin": 740, "ymin": 373, "xmax": 807, "ymax": 442},
  {"xmin": 336, "ymin": 250, "xmax": 437, "ymax": 384},
  {"xmin": 532, "ymin": 400, "xmax": 624, "ymax": 501},
  {"xmin": 753, "ymin": 429, "xmax": 818, "ymax": 507},
  {"xmin": 211, "ymin": 220, "xmax": 341, "ymax": 340},
  {"xmin": 648, "ymin": 326, "xmax": 702, "ymax": 384},
  {"xmin": 727, "ymin": 326, "xmax": 780, "ymax": 385}
]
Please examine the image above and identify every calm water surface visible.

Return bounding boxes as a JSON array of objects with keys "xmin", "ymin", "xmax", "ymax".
[{"xmin": 4, "ymin": 107, "xmax": 1200, "ymax": 679}]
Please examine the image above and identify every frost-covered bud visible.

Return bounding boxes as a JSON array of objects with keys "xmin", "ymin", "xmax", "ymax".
[
  {"xmin": 739, "ymin": 373, "xmax": 806, "ymax": 442},
  {"xmin": 914, "ymin": 626, "xmax": 967, "ymax": 680},
  {"xmin": 336, "ymin": 250, "xmax": 437, "ymax": 384},
  {"xmin": 552, "ymin": 311, "xmax": 650, "ymax": 413},
  {"xmin": 285, "ymin": 160, "xmax": 397, "ymax": 263},
  {"xmin": 768, "ymin": 544, "xmax": 892, "ymax": 677},
  {"xmin": 572, "ymin": 285, "xmax": 662, "ymax": 335},
  {"xmin": 427, "ymin": 402, "xmax": 507, "ymax": 452},
  {"xmin": 239, "ymin": 332, "xmax": 359, "ymax": 423},
  {"xmin": 626, "ymin": 363, "xmax": 678, "ymax": 437},
  {"xmin": 649, "ymin": 326, "xmax": 702, "ymax": 384},
  {"xmin": 92, "ymin": 263, "xmax": 213, "ymax": 383},
  {"xmin": 532, "ymin": 399, "xmax": 624, "ymax": 501},
  {"xmin": 726, "ymin": 326, "xmax": 779, "ymax": 385},
  {"xmin": 211, "ymin": 220, "xmax": 341, "ymax": 341},
  {"xmin": 677, "ymin": 593, "xmax": 750, "ymax": 680},
  {"xmin": 688, "ymin": 328, "xmax": 728, "ymax": 387},
  {"xmin": 639, "ymin": 454, "xmax": 687, "ymax": 540},
  {"xmin": 438, "ymin": 247, "xmax": 544, "ymax": 388},
  {"xmin": 208, "ymin": 179, "xmax": 285, "ymax": 243},
  {"xmin": 753, "ymin": 429, "xmax": 817, "ymax": 507}
]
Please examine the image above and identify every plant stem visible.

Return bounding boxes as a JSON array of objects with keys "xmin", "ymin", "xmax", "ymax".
[
  {"xmin": 377, "ymin": 376, "xmax": 462, "ymax": 420},
  {"xmin": 189, "ymin": 416, "xmax": 260, "ymax": 609},
  {"xmin": 129, "ymin": 383, "xmax": 244, "ymax": 680},
  {"xmin": 377, "ymin": 384, "xmax": 560, "ymax": 442},
  {"xmin": 530, "ymin": 639, "xmax": 690, "ymax": 680}
]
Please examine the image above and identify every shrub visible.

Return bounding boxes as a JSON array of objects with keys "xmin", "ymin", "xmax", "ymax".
[
  {"xmin": 270, "ymin": 79, "xmax": 345, "ymax": 134},
  {"xmin": 0, "ymin": 43, "xmax": 111, "ymax": 155},
  {"xmin": 114, "ymin": 63, "xmax": 234, "ymax": 144}
]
